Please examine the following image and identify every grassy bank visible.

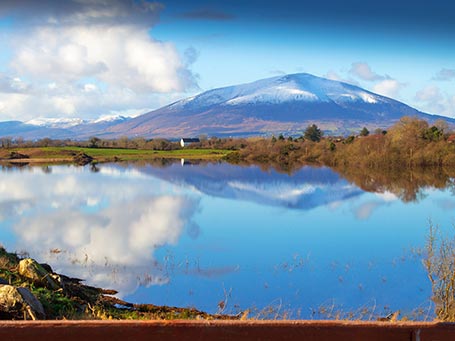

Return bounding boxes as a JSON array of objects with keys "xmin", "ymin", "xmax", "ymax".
[
  {"xmin": 0, "ymin": 247, "xmax": 239, "ymax": 320},
  {"xmin": 0, "ymin": 147, "xmax": 232, "ymax": 165}
]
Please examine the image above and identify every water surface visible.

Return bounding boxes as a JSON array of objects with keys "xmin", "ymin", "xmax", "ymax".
[{"xmin": 1, "ymin": 161, "xmax": 452, "ymax": 318}]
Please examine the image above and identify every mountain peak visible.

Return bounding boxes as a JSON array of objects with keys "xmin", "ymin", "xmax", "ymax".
[{"xmin": 169, "ymin": 73, "xmax": 384, "ymax": 111}]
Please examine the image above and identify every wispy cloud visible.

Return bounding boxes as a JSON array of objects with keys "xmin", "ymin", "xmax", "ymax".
[
  {"xmin": 0, "ymin": 73, "xmax": 31, "ymax": 94},
  {"xmin": 269, "ymin": 69, "xmax": 287, "ymax": 76},
  {"xmin": 180, "ymin": 9, "xmax": 235, "ymax": 21},
  {"xmin": 353, "ymin": 201, "xmax": 381, "ymax": 220},
  {"xmin": 0, "ymin": 0, "xmax": 164, "ymax": 27},
  {"xmin": 349, "ymin": 62, "xmax": 385, "ymax": 82},
  {"xmin": 433, "ymin": 68, "xmax": 455, "ymax": 81},
  {"xmin": 348, "ymin": 62, "xmax": 406, "ymax": 98},
  {"xmin": 373, "ymin": 79, "xmax": 406, "ymax": 98},
  {"xmin": 188, "ymin": 265, "xmax": 239, "ymax": 278},
  {"xmin": 324, "ymin": 70, "xmax": 360, "ymax": 86},
  {"xmin": 414, "ymin": 85, "xmax": 454, "ymax": 116},
  {"xmin": 415, "ymin": 85, "xmax": 444, "ymax": 102}
]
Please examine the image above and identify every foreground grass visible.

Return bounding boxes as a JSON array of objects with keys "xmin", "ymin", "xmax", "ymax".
[
  {"xmin": 0, "ymin": 247, "xmax": 238, "ymax": 320},
  {"xmin": 0, "ymin": 147, "xmax": 232, "ymax": 164}
]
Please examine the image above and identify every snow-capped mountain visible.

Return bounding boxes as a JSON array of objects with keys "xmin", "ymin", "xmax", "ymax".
[
  {"xmin": 25, "ymin": 115, "xmax": 129, "ymax": 129},
  {"xmin": 0, "ymin": 73, "xmax": 452, "ymax": 139},
  {"xmin": 92, "ymin": 115, "xmax": 128, "ymax": 124},
  {"xmin": 26, "ymin": 117, "xmax": 87, "ymax": 129},
  {"xmin": 104, "ymin": 73, "xmax": 451, "ymax": 138},
  {"xmin": 170, "ymin": 73, "xmax": 382, "ymax": 109}
]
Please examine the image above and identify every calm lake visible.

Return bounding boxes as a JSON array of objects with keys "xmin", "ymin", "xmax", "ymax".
[{"xmin": 1, "ymin": 160, "xmax": 453, "ymax": 319}]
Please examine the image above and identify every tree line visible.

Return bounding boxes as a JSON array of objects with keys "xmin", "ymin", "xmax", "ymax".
[
  {"xmin": 2, "ymin": 116, "xmax": 455, "ymax": 170},
  {"xmin": 224, "ymin": 116, "xmax": 455, "ymax": 170}
]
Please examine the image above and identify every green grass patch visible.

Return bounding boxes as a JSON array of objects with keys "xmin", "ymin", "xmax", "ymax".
[
  {"xmin": 8, "ymin": 147, "xmax": 232, "ymax": 161},
  {"xmin": 32, "ymin": 287, "xmax": 78, "ymax": 319}
]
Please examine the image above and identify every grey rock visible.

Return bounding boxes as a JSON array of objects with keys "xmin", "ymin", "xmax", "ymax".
[
  {"xmin": 40, "ymin": 263, "xmax": 53, "ymax": 274},
  {"xmin": 73, "ymin": 152, "xmax": 93, "ymax": 165},
  {"xmin": 9, "ymin": 151, "xmax": 30, "ymax": 159},
  {"xmin": 0, "ymin": 284, "xmax": 45, "ymax": 320},
  {"xmin": 17, "ymin": 287, "xmax": 45, "ymax": 319},
  {"xmin": 18, "ymin": 258, "xmax": 60, "ymax": 290}
]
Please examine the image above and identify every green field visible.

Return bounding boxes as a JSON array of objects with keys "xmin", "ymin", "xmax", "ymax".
[{"xmin": 0, "ymin": 146, "xmax": 233, "ymax": 163}]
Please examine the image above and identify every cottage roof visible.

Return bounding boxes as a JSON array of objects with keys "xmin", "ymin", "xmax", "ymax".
[{"xmin": 181, "ymin": 138, "xmax": 200, "ymax": 143}]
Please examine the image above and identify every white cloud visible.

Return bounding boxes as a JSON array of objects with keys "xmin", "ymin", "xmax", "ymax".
[
  {"xmin": 0, "ymin": 200, "xmax": 34, "ymax": 221},
  {"xmin": 0, "ymin": 73, "xmax": 30, "ymax": 94},
  {"xmin": 414, "ymin": 85, "xmax": 455, "ymax": 116},
  {"xmin": 11, "ymin": 26, "xmax": 191, "ymax": 93},
  {"xmin": 374, "ymin": 191, "xmax": 398, "ymax": 202},
  {"xmin": 0, "ymin": 0, "xmax": 198, "ymax": 121},
  {"xmin": 324, "ymin": 70, "xmax": 359, "ymax": 86},
  {"xmin": 373, "ymin": 79, "xmax": 406, "ymax": 98},
  {"xmin": 52, "ymin": 97, "xmax": 77, "ymax": 116},
  {"xmin": 0, "ymin": 81, "xmax": 194, "ymax": 121},
  {"xmin": 433, "ymin": 68, "xmax": 455, "ymax": 81},
  {"xmin": 349, "ymin": 62, "xmax": 385, "ymax": 82},
  {"xmin": 83, "ymin": 83, "xmax": 98, "ymax": 93},
  {"xmin": 343, "ymin": 62, "xmax": 406, "ymax": 100},
  {"xmin": 353, "ymin": 201, "xmax": 381, "ymax": 220},
  {"xmin": 0, "ymin": 93, "xmax": 30, "ymax": 118},
  {"xmin": 415, "ymin": 85, "xmax": 443, "ymax": 102},
  {"xmin": 324, "ymin": 70, "xmax": 343, "ymax": 82}
]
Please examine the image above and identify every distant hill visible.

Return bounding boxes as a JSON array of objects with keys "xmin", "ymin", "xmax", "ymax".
[
  {"xmin": 0, "ymin": 121, "xmax": 71, "ymax": 140},
  {"xmin": 0, "ymin": 73, "xmax": 452, "ymax": 139},
  {"xmin": 0, "ymin": 116, "xmax": 130, "ymax": 140}
]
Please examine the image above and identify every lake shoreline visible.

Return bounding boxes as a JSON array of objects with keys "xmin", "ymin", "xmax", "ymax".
[
  {"xmin": 0, "ymin": 247, "xmax": 240, "ymax": 321},
  {"xmin": 0, "ymin": 146, "xmax": 232, "ymax": 166}
]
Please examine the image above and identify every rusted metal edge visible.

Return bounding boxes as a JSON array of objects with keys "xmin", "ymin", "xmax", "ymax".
[{"xmin": 1, "ymin": 320, "xmax": 455, "ymax": 341}]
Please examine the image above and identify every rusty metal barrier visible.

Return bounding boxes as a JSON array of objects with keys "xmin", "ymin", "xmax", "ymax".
[{"xmin": 1, "ymin": 320, "xmax": 455, "ymax": 340}]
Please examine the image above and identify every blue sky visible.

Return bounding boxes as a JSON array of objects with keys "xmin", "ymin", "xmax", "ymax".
[{"xmin": 0, "ymin": 0, "xmax": 454, "ymax": 122}]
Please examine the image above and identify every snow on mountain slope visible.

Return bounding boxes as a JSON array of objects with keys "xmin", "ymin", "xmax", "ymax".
[
  {"xmin": 168, "ymin": 73, "xmax": 385, "ymax": 109},
  {"xmin": 92, "ymin": 115, "xmax": 129, "ymax": 124},
  {"xmin": 26, "ymin": 117, "xmax": 86, "ymax": 129},
  {"xmin": 26, "ymin": 115, "xmax": 129, "ymax": 129}
]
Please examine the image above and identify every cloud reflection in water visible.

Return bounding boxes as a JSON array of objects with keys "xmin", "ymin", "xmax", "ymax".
[{"xmin": 0, "ymin": 165, "xmax": 200, "ymax": 297}]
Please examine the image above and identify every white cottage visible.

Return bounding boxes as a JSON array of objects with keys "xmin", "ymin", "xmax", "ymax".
[{"xmin": 180, "ymin": 138, "xmax": 200, "ymax": 147}]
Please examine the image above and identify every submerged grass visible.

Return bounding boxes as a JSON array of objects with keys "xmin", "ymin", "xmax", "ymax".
[{"xmin": 423, "ymin": 223, "xmax": 455, "ymax": 321}]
